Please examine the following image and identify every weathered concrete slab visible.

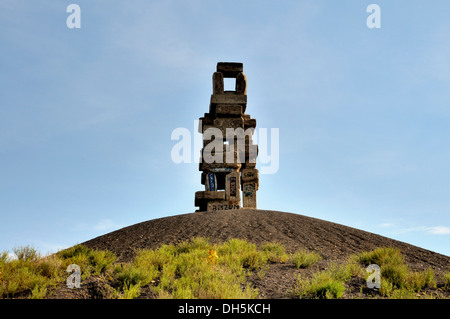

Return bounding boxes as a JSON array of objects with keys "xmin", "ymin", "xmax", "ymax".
[
  {"xmin": 241, "ymin": 168, "xmax": 259, "ymax": 183},
  {"xmin": 202, "ymin": 147, "xmax": 239, "ymax": 165},
  {"xmin": 242, "ymin": 182, "xmax": 257, "ymax": 209},
  {"xmin": 200, "ymin": 161, "xmax": 241, "ymax": 171},
  {"xmin": 213, "ymin": 117, "xmax": 244, "ymax": 137},
  {"xmin": 212, "ymin": 72, "xmax": 224, "ymax": 94},
  {"xmin": 244, "ymin": 117, "xmax": 257, "ymax": 129},
  {"xmin": 195, "ymin": 190, "xmax": 226, "ymax": 201},
  {"xmin": 210, "ymin": 94, "xmax": 247, "ymax": 105},
  {"xmin": 225, "ymin": 171, "xmax": 241, "ymax": 203},
  {"xmin": 235, "ymin": 72, "xmax": 247, "ymax": 95},
  {"xmin": 207, "ymin": 201, "xmax": 240, "ymax": 212},
  {"xmin": 195, "ymin": 190, "xmax": 226, "ymax": 209},
  {"xmin": 215, "ymin": 104, "xmax": 243, "ymax": 117},
  {"xmin": 217, "ymin": 62, "xmax": 243, "ymax": 78},
  {"xmin": 205, "ymin": 173, "xmax": 218, "ymax": 191}
]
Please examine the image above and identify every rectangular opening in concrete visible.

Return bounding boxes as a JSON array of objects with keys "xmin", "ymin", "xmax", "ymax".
[{"xmin": 224, "ymin": 77, "xmax": 236, "ymax": 92}]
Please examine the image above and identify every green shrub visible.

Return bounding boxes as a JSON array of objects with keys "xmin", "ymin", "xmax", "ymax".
[
  {"xmin": 114, "ymin": 263, "xmax": 157, "ymax": 288},
  {"xmin": 218, "ymin": 238, "xmax": 268, "ymax": 273},
  {"xmin": 356, "ymin": 247, "xmax": 409, "ymax": 288},
  {"xmin": 260, "ymin": 242, "xmax": 288, "ymax": 263},
  {"xmin": 291, "ymin": 250, "xmax": 322, "ymax": 269},
  {"xmin": 149, "ymin": 238, "xmax": 260, "ymax": 299},
  {"xmin": 295, "ymin": 272, "xmax": 345, "ymax": 299},
  {"xmin": 357, "ymin": 247, "xmax": 405, "ymax": 267},
  {"xmin": 58, "ymin": 244, "xmax": 92, "ymax": 260},
  {"xmin": 175, "ymin": 237, "xmax": 211, "ymax": 254},
  {"xmin": 444, "ymin": 271, "xmax": 450, "ymax": 290},
  {"xmin": 404, "ymin": 268, "xmax": 436, "ymax": 292},
  {"xmin": 0, "ymin": 251, "xmax": 10, "ymax": 264},
  {"xmin": 389, "ymin": 288, "xmax": 418, "ymax": 299},
  {"xmin": 0, "ymin": 248, "xmax": 63, "ymax": 298},
  {"xmin": 379, "ymin": 278, "xmax": 394, "ymax": 296},
  {"xmin": 381, "ymin": 262, "xmax": 409, "ymax": 288},
  {"xmin": 327, "ymin": 260, "xmax": 364, "ymax": 282},
  {"xmin": 30, "ymin": 285, "xmax": 48, "ymax": 299},
  {"xmin": 356, "ymin": 247, "xmax": 441, "ymax": 298},
  {"xmin": 57, "ymin": 245, "xmax": 116, "ymax": 278},
  {"xmin": 13, "ymin": 246, "xmax": 39, "ymax": 262}
]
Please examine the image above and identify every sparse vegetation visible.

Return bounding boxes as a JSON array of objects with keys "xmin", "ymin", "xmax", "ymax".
[
  {"xmin": 291, "ymin": 250, "xmax": 322, "ymax": 269},
  {"xmin": 0, "ymin": 246, "xmax": 64, "ymax": 298},
  {"xmin": 129, "ymin": 237, "xmax": 260, "ymax": 299},
  {"xmin": 293, "ymin": 247, "xmax": 448, "ymax": 299},
  {"xmin": 443, "ymin": 271, "xmax": 450, "ymax": 290},
  {"xmin": 1, "ymin": 242, "xmax": 449, "ymax": 299},
  {"xmin": 355, "ymin": 247, "xmax": 438, "ymax": 297},
  {"xmin": 294, "ymin": 271, "xmax": 346, "ymax": 299},
  {"xmin": 57, "ymin": 244, "xmax": 116, "ymax": 279},
  {"xmin": 260, "ymin": 242, "xmax": 289, "ymax": 263},
  {"xmin": 293, "ymin": 259, "xmax": 361, "ymax": 299}
]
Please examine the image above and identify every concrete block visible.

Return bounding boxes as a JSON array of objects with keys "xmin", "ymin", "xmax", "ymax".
[
  {"xmin": 195, "ymin": 190, "xmax": 226, "ymax": 201},
  {"xmin": 202, "ymin": 147, "xmax": 239, "ymax": 165},
  {"xmin": 205, "ymin": 173, "xmax": 217, "ymax": 191},
  {"xmin": 200, "ymin": 160, "xmax": 241, "ymax": 172},
  {"xmin": 213, "ymin": 117, "xmax": 244, "ymax": 137},
  {"xmin": 208, "ymin": 167, "xmax": 234, "ymax": 173},
  {"xmin": 215, "ymin": 105, "xmax": 243, "ymax": 117},
  {"xmin": 242, "ymin": 182, "xmax": 257, "ymax": 209},
  {"xmin": 195, "ymin": 191, "xmax": 226, "ymax": 209},
  {"xmin": 198, "ymin": 114, "xmax": 214, "ymax": 133},
  {"xmin": 210, "ymin": 93, "xmax": 247, "ymax": 105},
  {"xmin": 242, "ymin": 161, "xmax": 256, "ymax": 169},
  {"xmin": 241, "ymin": 168, "xmax": 259, "ymax": 183},
  {"xmin": 235, "ymin": 72, "xmax": 247, "ymax": 95},
  {"xmin": 244, "ymin": 117, "xmax": 257, "ymax": 130},
  {"xmin": 225, "ymin": 171, "xmax": 241, "ymax": 203},
  {"xmin": 207, "ymin": 201, "xmax": 240, "ymax": 212},
  {"xmin": 217, "ymin": 62, "xmax": 243, "ymax": 78},
  {"xmin": 212, "ymin": 72, "xmax": 224, "ymax": 94}
]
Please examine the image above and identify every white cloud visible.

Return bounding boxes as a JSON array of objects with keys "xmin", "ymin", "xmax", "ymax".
[
  {"xmin": 425, "ymin": 226, "xmax": 450, "ymax": 235},
  {"xmin": 390, "ymin": 225, "xmax": 450, "ymax": 236}
]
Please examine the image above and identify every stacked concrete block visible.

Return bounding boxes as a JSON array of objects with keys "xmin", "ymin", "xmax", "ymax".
[
  {"xmin": 241, "ymin": 168, "xmax": 259, "ymax": 209},
  {"xmin": 195, "ymin": 62, "xmax": 259, "ymax": 212}
]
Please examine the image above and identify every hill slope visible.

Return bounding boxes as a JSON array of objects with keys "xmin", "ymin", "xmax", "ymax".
[{"xmin": 83, "ymin": 209, "xmax": 450, "ymax": 273}]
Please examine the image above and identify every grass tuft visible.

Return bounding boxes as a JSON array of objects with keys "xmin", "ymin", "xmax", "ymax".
[
  {"xmin": 260, "ymin": 242, "xmax": 289, "ymax": 263},
  {"xmin": 355, "ymin": 247, "xmax": 440, "ymax": 298},
  {"xmin": 294, "ymin": 271, "xmax": 346, "ymax": 299},
  {"xmin": 291, "ymin": 250, "xmax": 322, "ymax": 269}
]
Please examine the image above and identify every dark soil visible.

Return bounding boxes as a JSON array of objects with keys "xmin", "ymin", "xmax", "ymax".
[
  {"xmin": 61, "ymin": 210, "xmax": 450, "ymax": 298},
  {"xmin": 83, "ymin": 210, "xmax": 450, "ymax": 269}
]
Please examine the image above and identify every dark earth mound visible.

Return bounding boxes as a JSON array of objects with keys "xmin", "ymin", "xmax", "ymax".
[
  {"xmin": 47, "ymin": 210, "xmax": 450, "ymax": 299},
  {"xmin": 78, "ymin": 210, "xmax": 450, "ymax": 299},
  {"xmin": 83, "ymin": 210, "xmax": 449, "ymax": 272}
]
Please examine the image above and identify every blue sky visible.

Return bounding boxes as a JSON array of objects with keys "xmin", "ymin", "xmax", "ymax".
[{"xmin": 1, "ymin": 1, "xmax": 449, "ymax": 257}]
